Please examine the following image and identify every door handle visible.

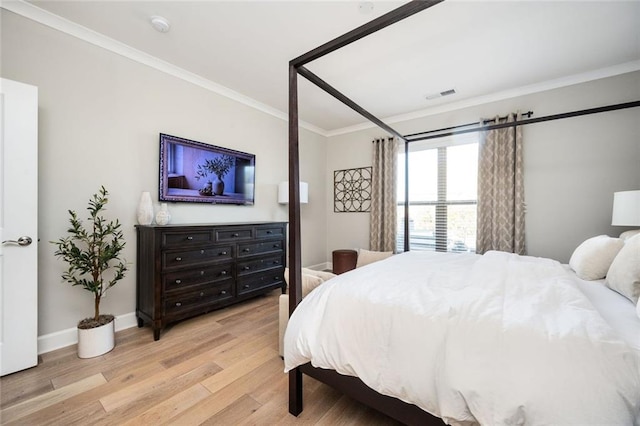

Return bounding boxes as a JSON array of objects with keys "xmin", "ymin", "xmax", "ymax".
[{"xmin": 2, "ymin": 236, "xmax": 33, "ymax": 246}]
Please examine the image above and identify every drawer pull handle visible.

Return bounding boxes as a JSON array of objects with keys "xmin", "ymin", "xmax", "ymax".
[
  {"xmin": 175, "ymin": 257, "xmax": 182, "ymax": 261},
  {"xmin": 175, "ymin": 279, "xmax": 182, "ymax": 284},
  {"xmin": 244, "ymin": 284, "xmax": 250, "ymax": 289},
  {"xmin": 274, "ymin": 260, "xmax": 280, "ymax": 264},
  {"xmin": 200, "ymin": 292, "xmax": 204, "ymax": 297},
  {"xmin": 233, "ymin": 233, "xmax": 239, "ymax": 237},
  {"xmin": 243, "ymin": 248, "xmax": 250, "ymax": 252},
  {"xmin": 221, "ymin": 270, "xmax": 227, "ymax": 276},
  {"xmin": 187, "ymin": 236, "xmax": 193, "ymax": 240},
  {"xmin": 275, "ymin": 276, "xmax": 280, "ymax": 280},
  {"xmin": 175, "ymin": 302, "xmax": 182, "ymax": 307},
  {"xmin": 220, "ymin": 290, "xmax": 227, "ymax": 295},
  {"xmin": 220, "ymin": 251, "xmax": 227, "ymax": 256},
  {"xmin": 243, "ymin": 266, "xmax": 250, "ymax": 271},
  {"xmin": 273, "ymin": 244, "xmax": 280, "ymax": 248},
  {"xmin": 266, "ymin": 230, "xmax": 272, "ymax": 234},
  {"xmin": 200, "ymin": 271, "xmax": 205, "ymax": 276}
]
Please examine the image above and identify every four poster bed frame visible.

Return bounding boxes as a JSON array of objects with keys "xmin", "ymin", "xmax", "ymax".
[{"xmin": 286, "ymin": 1, "xmax": 640, "ymax": 424}]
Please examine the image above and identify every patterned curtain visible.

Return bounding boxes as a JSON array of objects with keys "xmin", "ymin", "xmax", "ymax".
[
  {"xmin": 370, "ymin": 137, "xmax": 398, "ymax": 252},
  {"xmin": 476, "ymin": 113, "xmax": 526, "ymax": 255}
]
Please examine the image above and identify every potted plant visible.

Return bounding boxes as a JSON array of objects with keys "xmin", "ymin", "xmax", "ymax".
[
  {"xmin": 51, "ymin": 186, "xmax": 127, "ymax": 358},
  {"xmin": 195, "ymin": 154, "xmax": 235, "ymax": 196}
]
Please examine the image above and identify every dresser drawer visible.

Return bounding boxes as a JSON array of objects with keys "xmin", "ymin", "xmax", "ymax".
[
  {"xmin": 163, "ymin": 263, "xmax": 233, "ymax": 293},
  {"xmin": 255, "ymin": 225, "xmax": 285, "ymax": 239},
  {"xmin": 136, "ymin": 222, "xmax": 287, "ymax": 340},
  {"xmin": 164, "ymin": 280, "xmax": 234, "ymax": 316},
  {"xmin": 237, "ymin": 268, "xmax": 284, "ymax": 296},
  {"xmin": 162, "ymin": 231, "xmax": 213, "ymax": 247},
  {"xmin": 163, "ymin": 245, "xmax": 233, "ymax": 269},
  {"xmin": 237, "ymin": 240, "xmax": 284, "ymax": 258},
  {"xmin": 236, "ymin": 255, "xmax": 284, "ymax": 277},
  {"xmin": 215, "ymin": 227, "xmax": 253, "ymax": 242}
]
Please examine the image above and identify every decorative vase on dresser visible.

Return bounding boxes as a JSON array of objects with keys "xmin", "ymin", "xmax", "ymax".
[
  {"xmin": 155, "ymin": 203, "xmax": 171, "ymax": 225},
  {"xmin": 135, "ymin": 221, "xmax": 287, "ymax": 340},
  {"xmin": 137, "ymin": 191, "xmax": 154, "ymax": 225}
]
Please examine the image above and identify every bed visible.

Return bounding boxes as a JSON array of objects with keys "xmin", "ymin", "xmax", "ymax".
[
  {"xmin": 284, "ymin": 1, "xmax": 640, "ymax": 423},
  {"xmin": 284, "ymin": 250, "xmax": 640, "ymax": 425}
]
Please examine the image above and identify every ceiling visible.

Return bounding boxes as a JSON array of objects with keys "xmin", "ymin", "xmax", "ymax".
[{"xmin": 18, "ymin": 1, "xmax": 640, "ymax": 134}]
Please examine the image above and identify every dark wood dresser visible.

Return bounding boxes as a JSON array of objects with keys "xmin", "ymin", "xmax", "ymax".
[{"xmin": 135, "ymin": 222, "xmax": 286, "ymax": 340}]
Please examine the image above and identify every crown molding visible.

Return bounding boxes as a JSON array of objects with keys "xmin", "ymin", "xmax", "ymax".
[
  {"xmin": 5, "ymin": 0, "xmax": 637, "ymax": 140},
  {"xmin": 1, "ymin": 0, "xmax": 329, "ymax": 137},
  {"xmin": 327, "ymin": 60, "xmax": 640, "ymax": 137}
]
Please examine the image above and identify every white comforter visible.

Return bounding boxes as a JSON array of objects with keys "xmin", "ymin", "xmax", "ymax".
[{"xmin": 284, "ymin": 251, "xmax": 640, "ymax": 425}]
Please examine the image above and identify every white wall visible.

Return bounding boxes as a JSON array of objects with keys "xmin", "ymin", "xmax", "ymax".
[
  {"xmin": 1, "ymin": 10, "xmax": 328, "ymax": 339},
  {"xmin": 2, "ymin": 7, "xmax": 638, "ymax": 347},
  {"xmin": 327, "ymin": 71, "xmax": 640, "ymax": 263}
]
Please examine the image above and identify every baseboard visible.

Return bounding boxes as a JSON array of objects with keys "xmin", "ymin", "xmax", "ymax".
[
  {"xmin": 37, "ymin": 312, "xmax": 138, "ymax": 355},
  {"xmin": 306, "ymin": 262, "xmax": 331, "ymax": 272}
]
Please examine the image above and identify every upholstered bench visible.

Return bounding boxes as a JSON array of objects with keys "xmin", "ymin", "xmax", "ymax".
[{"xmin": 278, "ymin": 267, "xmax": 336, "ymax": 356}]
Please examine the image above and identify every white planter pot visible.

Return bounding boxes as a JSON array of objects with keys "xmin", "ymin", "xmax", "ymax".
[{"xmin": 77, "ymin": 319, "xmax": 115, "ymax": 358}]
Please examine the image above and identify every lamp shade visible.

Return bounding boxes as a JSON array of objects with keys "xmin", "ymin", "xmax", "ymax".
[
  {"xmin": 278, "ymin": 181, "xmax": 308, "ymax": 204},
  {"xmin": 612, "ymin": 190, "xmax": 640, "ymax": 226}
]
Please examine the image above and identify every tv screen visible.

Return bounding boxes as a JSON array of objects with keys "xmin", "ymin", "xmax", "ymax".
[{"xmin": 159, "ymin": 133, "xmax": 255, "ymax": 205}]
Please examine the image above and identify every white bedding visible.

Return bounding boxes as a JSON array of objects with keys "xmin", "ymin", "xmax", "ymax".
[
  {"xmin": 284, "ymin": 251, "xmax": 640, "ymax": 426},
  {"xmin": 571, "ymin": 268, "xmax": 640, "ymax": 351}
]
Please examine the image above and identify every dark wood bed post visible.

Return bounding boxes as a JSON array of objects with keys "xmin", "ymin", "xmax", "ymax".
[
  {"xmin": 287, "ymin": 62, "xmax": 304, "ymax": 416},
  {"xmin": 286, "ymin": 0, "xmax": 445, "ymax": 419}
]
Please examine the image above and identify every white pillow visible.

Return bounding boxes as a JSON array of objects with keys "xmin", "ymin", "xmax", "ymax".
[
  {"xmin": 619, "ymin": 229, "xmax": 640, "ymax": 242},
  {"xmin": 356, "ymin": 248, "xmax": 393, "ymax": 268},
  {"xmin": 568, "ymin": 235, "xmax": 624, "ymax": 281},
  {"xmin": 606, "ymin": 233, "xmax": 640, "ymax": 304}
]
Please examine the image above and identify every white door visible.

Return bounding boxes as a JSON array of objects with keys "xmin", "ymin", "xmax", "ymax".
[{"xmin": 0, "ymin": 78, "xmax": 38, "ymax": 376}]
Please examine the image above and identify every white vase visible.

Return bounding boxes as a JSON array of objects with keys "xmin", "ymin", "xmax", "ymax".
[
  {"xmin": 155, "ymin": 203, "xmax": 171, "ymax": 225},
  {"xmin": 137, "ymin": 191, "xmax": 154, "ymax": 225},
  {"xmin": 77, "ymin": 318, "xmax": 115, "ymax": 358}
]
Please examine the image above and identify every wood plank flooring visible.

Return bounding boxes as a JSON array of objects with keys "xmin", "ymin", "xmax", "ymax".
[{"xmin": 0, "ymin": 291, "xmax": 400, "ymax": 425}]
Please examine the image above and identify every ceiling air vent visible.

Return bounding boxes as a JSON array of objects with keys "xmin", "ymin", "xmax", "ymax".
[{"xmin": 425, "ymin": 88, "xmax": 456, "ymax": 100}]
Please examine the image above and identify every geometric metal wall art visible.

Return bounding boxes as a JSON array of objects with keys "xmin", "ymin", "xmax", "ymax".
[{"xmin": 333, "ymin": 166, "xmax": 372, "ymax": 212}]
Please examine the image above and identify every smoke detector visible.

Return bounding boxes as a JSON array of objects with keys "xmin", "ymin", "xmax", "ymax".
[
  {"xmin": 425, "ymin": 88, "xmax": 456, "ymax": 100},
  {"xmin": 150, "ymin": 15, "xmax": 171, "ymax": 33}
]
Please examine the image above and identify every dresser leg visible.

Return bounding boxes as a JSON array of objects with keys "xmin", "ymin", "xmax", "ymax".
[
  {"xmin": 137, "ymin": 317, "xmax": 144, "ymax": 328},
  {"xmin": 153, "ymin": 328, "xmax": 160, "ymax": 341}
]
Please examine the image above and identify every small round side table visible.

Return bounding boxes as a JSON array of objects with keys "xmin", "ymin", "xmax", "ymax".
[{"xmin": 332, "ymin": 249, "xmax": 358, "ymax": 275}]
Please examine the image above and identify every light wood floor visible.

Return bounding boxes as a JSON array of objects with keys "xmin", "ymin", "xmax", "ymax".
[{"xmin": 0, "ymin": 291, "xmax": 400, "ymax": 425}]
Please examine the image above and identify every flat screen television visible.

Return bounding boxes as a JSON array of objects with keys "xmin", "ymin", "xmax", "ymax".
[{"xmin": 159, "ymin": 133, "xmax": 255, "ymax": 205}]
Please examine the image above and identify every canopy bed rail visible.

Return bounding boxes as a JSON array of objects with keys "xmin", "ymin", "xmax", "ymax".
[
  {"xmin": 287, "ymin": 0, "xmax": 640, "ymax": 422},
  {"xmin": 290, "ymin": 0, "xmax": 444, "ymax": 68},
  {"xmin": 406, "ymin": 100, "xmax": 640, "ymax": 142},
  {"xmin": 297, "ymin": 66, "xmax": 406, "ymax": 140}
]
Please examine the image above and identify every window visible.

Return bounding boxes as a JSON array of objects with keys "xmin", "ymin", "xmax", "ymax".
[{"xmin": 397, "ymin": 135, "xmax": 478, "ymax": 253}]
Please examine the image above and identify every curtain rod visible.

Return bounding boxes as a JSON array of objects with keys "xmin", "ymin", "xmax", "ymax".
[
  {"xmin": 404, "ymin": 111, "xmax": 534, "ymax": 139},
  {"xmin": 405, "ymin": 101, "xmax": 640, "ymax": 143}
]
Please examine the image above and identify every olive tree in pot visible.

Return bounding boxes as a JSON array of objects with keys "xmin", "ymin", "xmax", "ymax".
[{"xmin": 51, "ymin": 186, "xmax": 127, "ymax": 358}]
